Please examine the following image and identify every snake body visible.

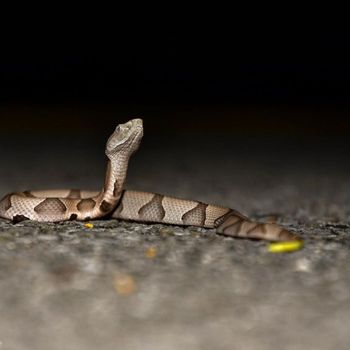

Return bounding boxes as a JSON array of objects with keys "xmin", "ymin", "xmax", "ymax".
[{"xmin": 0, "ymin": 119, "xmax": 299, "ymax": 241}]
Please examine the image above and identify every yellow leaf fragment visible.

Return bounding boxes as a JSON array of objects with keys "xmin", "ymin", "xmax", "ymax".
[
  {"xmin": 268, "ymin": 240, "xmax": 304, "ymax": 253},
  {"xmin": 84, "ymin": 223, "xmax": 94, "ymax": 229},
  {"xmin": 113, "ymin": 274, "xmax": 137, "ymax": 296},
  {"xmin": 145, "ymin": 246, "xmax": 157, "ymax": 259}
]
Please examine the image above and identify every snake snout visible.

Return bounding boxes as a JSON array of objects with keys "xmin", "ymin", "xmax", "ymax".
[{"xmin": 127, "ymin": 118, "xmax": 143, "ymax": 129}]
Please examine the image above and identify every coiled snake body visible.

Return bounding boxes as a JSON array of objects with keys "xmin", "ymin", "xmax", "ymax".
[{"xmin": 0, "ymin": 119, "xmax": 299, "ymax": 241}]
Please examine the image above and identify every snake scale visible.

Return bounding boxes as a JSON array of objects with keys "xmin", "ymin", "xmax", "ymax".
[{"xmin": 0, "ymin": 119, "xmax": 300, "ymax": 241}]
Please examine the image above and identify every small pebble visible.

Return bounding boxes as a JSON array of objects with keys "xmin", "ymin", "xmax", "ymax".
[
  {"xmin": 295, "ymin": 257, "xmax": 312, "ymax": 272},
  {"xmin": 145, "ymin": 246, "xmax": 157, "ymax": 259},
  {"xmin": 113, "ymin": 274, "xmax": 137, "ymax": 296},
  {"xmin": 6, "ymin": 242, "xmax": 16, "ymax": 250},
  {"xmin": 159, "ymin": 227, "xmax": 174, "ymax": 236}
]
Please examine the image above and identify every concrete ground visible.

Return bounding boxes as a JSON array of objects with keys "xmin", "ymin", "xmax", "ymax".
[{"xmin": 0, "ymin": 132, "xmax": 350, "ymax": 350}]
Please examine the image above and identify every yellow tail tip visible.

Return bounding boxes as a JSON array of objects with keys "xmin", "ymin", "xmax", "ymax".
[{"xmin": 268, "ymin": 240, "xmax": 304, "ymax": 253}]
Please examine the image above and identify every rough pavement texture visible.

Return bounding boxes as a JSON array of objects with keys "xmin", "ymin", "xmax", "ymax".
[{"xmin": 0, "ymin": 134, "xmax": 350, "ymax": 350}]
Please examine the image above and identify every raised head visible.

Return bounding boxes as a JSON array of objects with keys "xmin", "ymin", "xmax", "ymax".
[{"xmin": 105, "ymin": 118, "xmax": 143, "ymax": 158}]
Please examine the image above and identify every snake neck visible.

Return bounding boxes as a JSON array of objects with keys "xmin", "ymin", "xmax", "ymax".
[{"xmin": 93, "ymin": 155, "xmax": 129, "ymax": 215}]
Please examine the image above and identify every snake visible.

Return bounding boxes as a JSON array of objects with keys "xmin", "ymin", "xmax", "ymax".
[{"xmin": 0, "ymin": 118, "xmax": 300, "ymax": 241}]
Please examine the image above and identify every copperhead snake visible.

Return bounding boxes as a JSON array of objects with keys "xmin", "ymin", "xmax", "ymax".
[{"xmin": 0, "ymin": 119, "xmax": 300, "ymax": 241}]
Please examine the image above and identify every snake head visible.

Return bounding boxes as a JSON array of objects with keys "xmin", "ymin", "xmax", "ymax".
[{"xmin": 105, "ymin": 118, "xmax": 144, "ymax": 157}]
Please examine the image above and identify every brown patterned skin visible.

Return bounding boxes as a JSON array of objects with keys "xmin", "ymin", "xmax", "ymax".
[
  {"xmin": 0, "ymin": 118, "xmax": 300, "ymax": 241},
  {"xmin": 0, "ymin": 119, "xmax": 143, "ymax": 222},
  {"xmin": 112, "ymin": 191, "xmax": 300, "ymax": 241}
]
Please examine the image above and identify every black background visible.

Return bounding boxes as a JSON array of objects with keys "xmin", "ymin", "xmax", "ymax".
[{"xmin": 1, "ymin": 26, "xmax": 350, "ymax": 144}]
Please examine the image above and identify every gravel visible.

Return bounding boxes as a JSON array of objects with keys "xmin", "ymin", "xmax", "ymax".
[{"xmin": 0, "ymin": 135, "xmax": 350, "ymax": 350}]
